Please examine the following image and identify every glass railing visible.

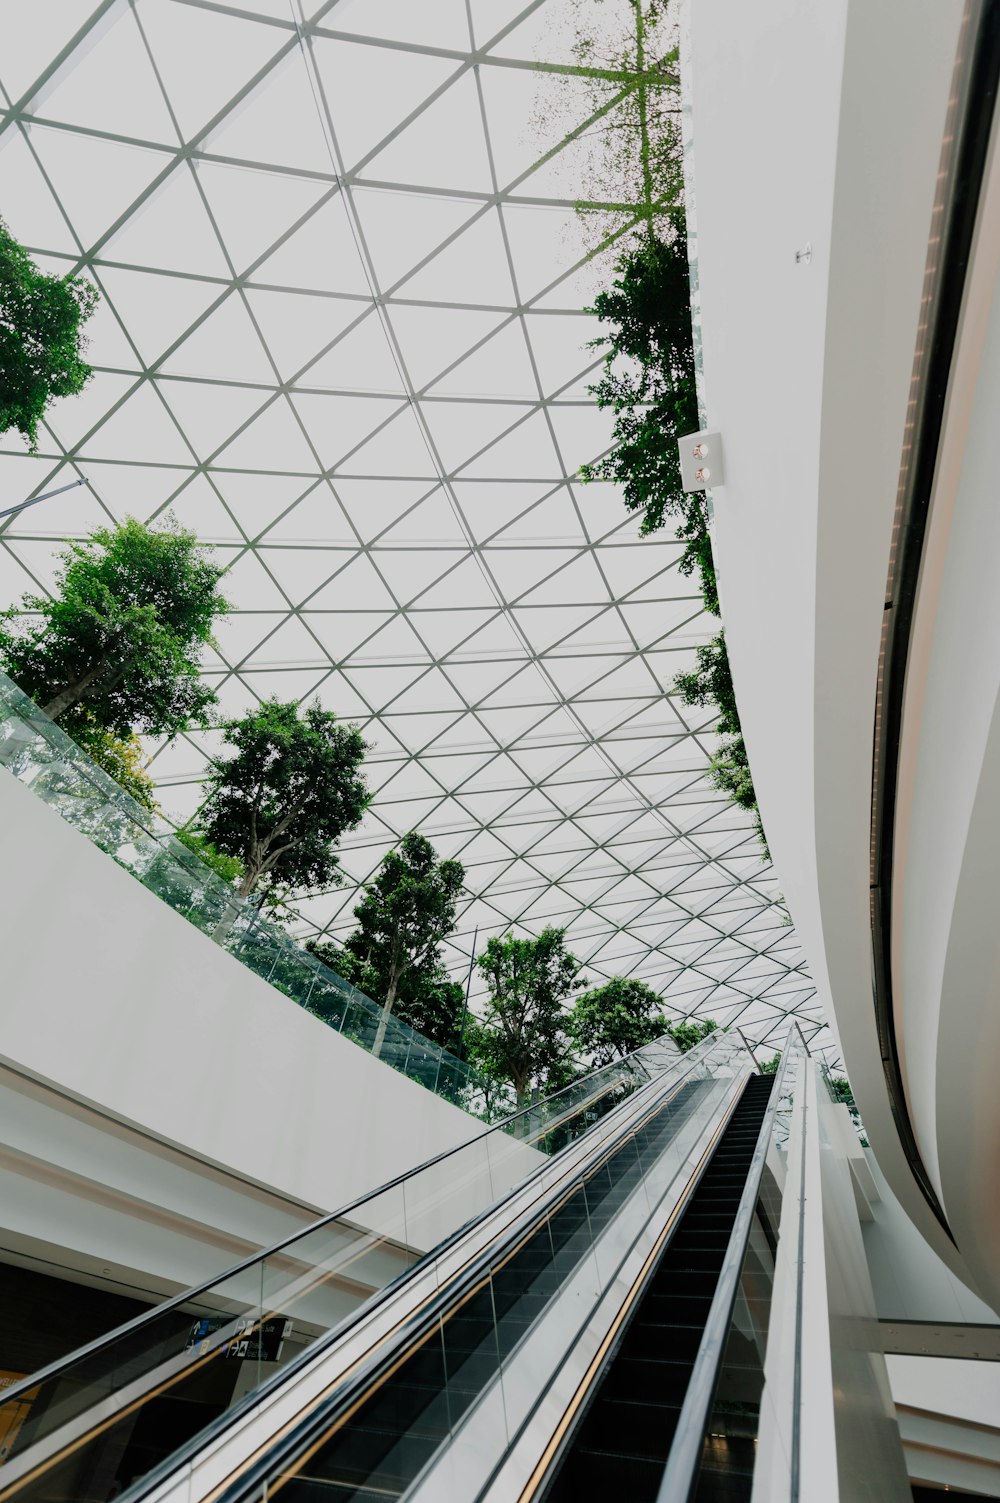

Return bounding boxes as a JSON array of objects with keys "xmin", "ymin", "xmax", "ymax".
[
  {"xmin": 228, "ymin": 1032, "xmax": 754, "ymax": 1503},
  {"xmin": 0, "ymin": 1031, "xmax": 691, "ymax": 1500},
  {"xmin": 0, "ymin": 672, "xmax": 501, "ymax": 1117}
]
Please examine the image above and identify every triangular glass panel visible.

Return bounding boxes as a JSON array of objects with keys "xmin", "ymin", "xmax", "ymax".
[
  {"xmin": 252, "ymin": 197, "xmax": 371, "ymax": 294},
  {"xmin": 0, "ymin": 133, "xmax": 79, "ymax": 256},
  {"xmin": 366, "ymin": 72, "xmax": 492, "ymax": 194},
  {"xmin": 37, "ymin": 7, "xmax": 176, "ymax": 142},
  {"xmin": 45, "ymin": 371, "xmax": 137, "ymax": 453},
  {"xmin": 205, "ymin": 50, "xmax": 331, "ymax": 174},
  {"xmin": 212, "ymin": 471, "xmax": 317, "ymax": 540},
  {"xmin": 338, "ymin": 403, "xmax": 433, "ymax": 479},
  {"xmin": 292, "ymin": 391, "xmax": 405, "ymax": 471},
  {"xmin": 333, "ymin": 478, "xmax": 436, "ymax": 542},
  {"xmin": 299, "ymin": 314, "xmax": 405, "ymax": 394},
  {"xmin": 389, "ymin": 303, "xmax": 506, "ymax": 394},
  {"xmin": 76, "ymin": 382, "xmax": 191, "ymax": 465},
  {"xmin": 457, "ymin": 409, "xmax": 561, "ymax": 479},
  {"xmin": 103, "ymin": 162, "xmax": 231, "ymax": 277},
  {"xmin": 430, "ymin": 319, "xmax": 537, "ymax": 401},
  {"xmin": 331, "ymin": 0, "xmax": 471, "ymax": 50},
  {"xmin": 310, "ymin": 36, "xmax": 456, "ymax": 171},
  {"xmin": 244, "ymin": 288, "xmax": 364, "ymax": 382},
  {"xmin": 160, "ymin": 291, "xmax": 275, "ymax": 382},
  {"xmin": 213, "ymin": 396, "xmax": 319, "ymax": 473},
  {"xmin": 30, "ymin": 126, "xmax": 165, "ymax": 248},
  {"xmin": 352, "ymin": 187, "xmax": 476, "ymax": 294},
  {"xmin": 138, "ymin": 0, "xmax": 285, "ymax": 140},
  {"xmin": 399, "ymin": 205, "xmax": 515, "ymax": 305},
  {"xmin": 196, "ymin": 159, "xmax": 329, "ymax": 274},
  {"xmin": 159, "ymin": 379, "xmax": 270, "ymax": 464},
  {"xmin": 306, "ymin": 553, "xmax": 398, "ymax": 611},
  {"xmin": 4, "ymin": 1, "xmax": 96, "ymax": 107},
  {"xmin": 98, "ymin": 268, "xmax": 223, "ymax": 368}
]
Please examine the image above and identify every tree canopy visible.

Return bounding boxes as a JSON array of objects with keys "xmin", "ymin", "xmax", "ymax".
[
  {"xmin": 532, "ymin": 0, "xmax": 680, "ymax": 252},
  {"xmin": 71, "ymin": 718, "xmax": 160, "ymax": 813},
  {"xmin": 571, "ymin": 976, "xmax": 665, "ymax": 1066},
  {"xmin": 199, "ymin": 698, "xmax": 369, "ymax": 899},
  {"xmin": 329, "ymin": 832, "xmax": 466, "ymax": 1056},
  {"xmin": 583, "ymin": 220, "xmax": 766, "ymax": 849},
  {"xmin": 0, "ymin": 217, "xmax": 98, "ymax": 451},
  {"xmin": 0, "ymin": 517, "xmax": 228, "ymax": 738},
  {"xmin": 470, "ymin": 928, "xmax": 585, "ymax": 1110},
  {"xmin": 667, "ymin": 1017, "xmax": 719, "ymax": 1053}
]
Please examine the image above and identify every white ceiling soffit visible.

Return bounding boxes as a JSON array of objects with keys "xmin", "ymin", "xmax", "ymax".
[{"xmin": 0, "ymin": 0, "xmax": 835, "ymax": 1062}]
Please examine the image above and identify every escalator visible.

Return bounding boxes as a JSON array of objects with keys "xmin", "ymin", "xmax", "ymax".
[
  {"xmin": 217, "ymin": 1071, "xmax": 719, "ymax": 1502},
  {"xmin": 541, "ymin": 1074, "xmax": 774, "ymax": 1503},
  {"xmin": 0, "ymin": 1031, "xmax": 799, "ymax": 1503}
]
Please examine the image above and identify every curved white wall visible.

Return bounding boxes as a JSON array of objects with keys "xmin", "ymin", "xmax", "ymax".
[
  {"xmin": 0, "ymin": 768, "xmax": 538, "ymax": 1302},
  {"xmin": 685, "ymin": 0, "xmax": 996, "ymax": 1297}
]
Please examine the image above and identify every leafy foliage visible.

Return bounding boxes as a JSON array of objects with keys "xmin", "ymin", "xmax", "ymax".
[
  {"xmin": 758, "ymin": 1053, "xmax": 781, "ymax": 1075},
  {"xmin": 175, "ymin": 827, "xmax": 244, "ymax": 886},
  {"xmin": 672, "ymin": 633, "xmax": 767, "ymax": 850},
  {"xmin": 667, "ymin": 1017, "xmax": 718, "ymax": 1053},
  {"xmin": 582, "ymin": 222, "xmax": 708, "ymax": 585},
  {"xmin": 0, "ymin": 517, "xmax": 228, "ymax": 738},
  {"xmin": 828, "ymin": 1072, "xmax": 868, "ymax": 1143},
  {"xmin": 328, "ymin": 833, "xmax": 467, "ymax": 1054},
  {"xmin": 532, "ymin": 1, "xmax": 680, "ymax": 252},
  {"xmin": 68, "ymin": 716, "xmax": 160, "ymax": 812},
  {"xmin": 200, "ymin": 698, "xmax": 368, "ymax": 898},
  {"xmin": 571, "ymin": 976, "xmax": 665, "ymax": 1066},
  {"xmin": 584, "ymin": 221, "xmax": 766, "ymax": 850},
  {"xmin": 470, "ymin": 928, "xmax": 586, "ymax": 1108},
  {"xmin": 0, "ymin": 216, "xmax": 97, "ymax": 450}
]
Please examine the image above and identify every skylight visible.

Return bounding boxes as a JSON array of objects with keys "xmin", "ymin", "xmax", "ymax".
[{"xmin": 0, "ymin": 0, "xmax": 833, "ymax": 1061}]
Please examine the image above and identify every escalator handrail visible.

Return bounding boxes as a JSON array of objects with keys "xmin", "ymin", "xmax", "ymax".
[
  {"xmin": 0, "ymin": 1032, "xmax": 687, "ymax": 1415},
  {"xmin": 144, "ymin": 1038, "xmax": 752, "ymax": 1503},
  {"xmin": 654, "ymin": 1026, "xmax": 808, "ymax": 1503}
]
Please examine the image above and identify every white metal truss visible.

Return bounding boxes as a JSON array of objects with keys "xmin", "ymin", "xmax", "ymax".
[{"xmin": 0, "ymin": 0, "xmax": 836, "ymax": 1062}]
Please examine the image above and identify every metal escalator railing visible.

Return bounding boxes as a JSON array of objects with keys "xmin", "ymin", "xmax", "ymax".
[
  {"xmin": 0, "ymin": 1030, "xmax": 698, "ymax": 1501},
  {"xmin": 143, "ymin": 1032, "xmax": 755, "ymax": 1503},
  {"xmin": 425, "ymin": 1030, "xmax": 804, "ymax": 1503}
]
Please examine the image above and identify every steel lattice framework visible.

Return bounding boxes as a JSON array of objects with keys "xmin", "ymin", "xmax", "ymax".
[{"xmin": 0, "ymin": 0, "xmax": 835, "ymax": 1061}]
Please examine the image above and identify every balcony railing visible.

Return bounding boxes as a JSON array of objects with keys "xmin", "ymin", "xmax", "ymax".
[{"xmin": 0, "ymin": 673, "xmax": 507, "ymax": 1120}]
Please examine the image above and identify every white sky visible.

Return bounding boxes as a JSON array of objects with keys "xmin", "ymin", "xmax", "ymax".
[{"xmin": 0, "ymin": 0, "xmax": 835, "ymax": 1062}]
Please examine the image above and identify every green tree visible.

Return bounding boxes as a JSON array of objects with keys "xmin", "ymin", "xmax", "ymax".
[
  {"xmin": 332, "ymin": 833, "xmax": 466, "ymax": 1057},
  {"xmin": 71, "ymin": 718, "xmax": 160, "ymax": 813},
  {"xmin": 532, "ymin": 1, "xmax": 680, "ymax": 253},
  {"xmin": 471, "ymin": 928, "xmax": 585, "ymax": 1111},
  {"xmin": 571, "ymin": 976, "xmax": 666, "ymax": 1066},
  {"xmin": 199, "ymin": 698, "xmax": 368, "ymax": 900},
  {"xmin": 175, "ymin": 827, "xmax": 244, "ymax": 886},
  {"xmin": 667, "ymin": 1016, "xmax": 718, "ymax": 1053},
  {"xmin": 582, "ymin": 222, "xmax": 705, "ymax": 586},
  {"xmin": 0, "ymin": 217, "xmax": 98, "ymax": 450},
  {"xmin": 673, "ymin": 633, "xmax": 766, "ymax": 850},
  {"xmin": 758, "ymin": 1053, "xmax": 781, "ymax": 1075},
  {"xmin": 0, "ymin": 517, "xmax": 227, "ymax": 738},
  {"xmin": 581, "ymin": 214, "xmax": 767, "ymax": 853}
]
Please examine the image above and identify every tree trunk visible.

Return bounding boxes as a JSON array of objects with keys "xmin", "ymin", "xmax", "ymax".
[
  {"xmin": 371, "ymin": 958, "xmax": 402, "ymax": 1060},
  {"xmin": 42, "ymin": 662, "xmax": 107, "ymax": 722},
  {"xmin": 213, "ymin": 860, "xmax": 258, "ymax": 941}
]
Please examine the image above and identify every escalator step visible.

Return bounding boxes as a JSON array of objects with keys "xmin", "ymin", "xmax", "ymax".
[{"xmin": 555, "ymin": 1445, "xmax": 666, "ymax": 1498}]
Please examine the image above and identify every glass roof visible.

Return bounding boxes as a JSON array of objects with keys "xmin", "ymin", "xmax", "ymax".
[{"xmin": 0, "ymin": 0, "xmax": 835, "ymax": 1062}]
